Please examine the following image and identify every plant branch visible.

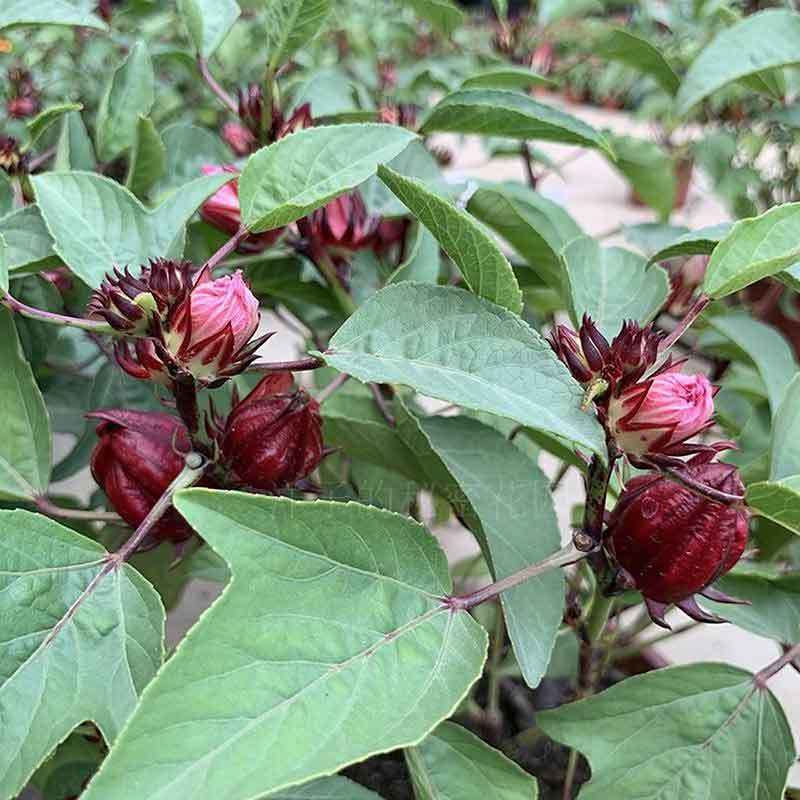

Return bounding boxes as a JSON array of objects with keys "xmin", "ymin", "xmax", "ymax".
[
  {"xmin": 754, "ymin": 642, "xmax": 800, "ymax": 688},
  {"xmin": 28, "ymin": 146, "xmax": 56, "ymax": 172},
  {"xmin": 520, "ymin": 142, "xmax": 537, "ymax": 188},
  {"xmin": 35, "ymin": 496, "xmax": 122, "ymax": 524},
  {"xmin": 313, "ymin": 248, "xmax": 357, "ymax": 316},
  {"xmin": 576, "ymin": 448, "xmax": 617, "ymax": 550},
  {"xmin": 249, "ymin": 356, "xmax": 325, "ymax": 372},
  {"xmin": 203, "ymin": 226, "xmax": 249, "ymax": 273},
  {"xmin": 316, "ymin": 371, "xmax": 350, "ymax": 403},
  {"xmin": 641, "ymin": 458, "xmax": 745, "ymax": 505},
  {"xmin": 659, "ymin": 293, "xmax": 710, "ymax": 352},
  {"xmin": 445, "ymin": 542, "xmax": 585, "ymax": 611},
  {"xmin": 368, "ymin": 383, "xmax": 395, "ymax": 427},
  {"xmin": 197, "ymin": 57, "xmax": 238, "ymax": 113},
  {"xmin": 3, "ymin": 292, "xmax": 116, "ymax": 334},
  {"xmin": 584, "ymin": 590, "xmax": 615, "ymax": 644}
]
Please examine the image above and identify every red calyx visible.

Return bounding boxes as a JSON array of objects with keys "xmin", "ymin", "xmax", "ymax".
[
  {"xmin": 89, "ymin": 409, "xmax": 199, "ymax": 545},
  {"xmin": 220, "ymin": 372, "xmax": 324, "ymax": 491},
  {"xmin": 606, "ymin": 458, "xmax": 749, "ymax": 626}
]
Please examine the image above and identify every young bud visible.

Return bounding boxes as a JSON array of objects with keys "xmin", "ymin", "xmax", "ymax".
[
  {"xmin": 200, "ymin": 165, "xmax": 283, "ymax": 252},
  {"xmin": 297, "ymin": 192, "xmax": 379, "ymax": 251},
  {"xmin": 220, "ymin": 372, "xmax": 324, "ymax": 490},
  {"xmin": 222, "ymin": 122, "xmax": 257, "ymax": 156},
  {"xmin": 89, "ymin": 409, "xmax": 196, "ymax": 544},
  {"xmin": 608, "ymin": 368, "xmax": 715, "ymax": 457},
  {"xmin": 607, "ymin": 460, "xmax": 749, "ymax": 624},
  {"xmin": 0, "ymin": 136, "xmax": 25, "ymax": 175}
]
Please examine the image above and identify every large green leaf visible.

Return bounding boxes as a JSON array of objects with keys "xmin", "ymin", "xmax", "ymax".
[
  {"xmin": 31, "ymin": 171, "xmax": 231, "ymax": 287},
  {"xmin": 467, "ymin": 182, "xmax": 581, "ymax": 290},
  {"xmin": 238, "ymin": 124, "xmax": 416, "ymax": 233},
  {"xmin": 125, "ymin": 116, "xmax": 166, "ymax": 198},
  {"xmin": 95, "ymin": 41, "xmax": 155, "ymax": 162},
  {"xmin": 747, "ymin": 477, "xmax": 800, "ymax": 537},
  {"xmin": 771, "ymin": 373, "xmax": 800, "ymax": 481},
  {"xmin": 178, "ymin": 0, "xmax": 239, "ymax": 58},
  {"xmin": 707, "ymin": 313, "xmax": 796, "ymax": 415},
  {"xmin": 420, "ymin": 90, "xmax": 613, "ymax": 156},
  {"xmin": 0, "ymin": 511, "xmax": 164, "ymax": 800},
  {"xmin": 82, "ymin": 492, "xmax": 487, "ymax": 800},
  {"xmin": 402, "ymin": 0, "xmax": 463, "ymax": 36},
  {"xmin": 322, "ymin": 283, "xmax": 606, "ymax": 457},
  {"xmin": 0, "ymin": 1, "xmax": 105, "ymax": 30},
  {"xmin": 604, "ymin": 133, "xmax": 676, "ymax": 220},
  {"xmin": 265, "ymin": 0, "xmax": 331, "ymax": 71},
  {"xmin": 702, "ymin": 203, "xmax": 800, "ymax": 298},
  {"xmin": 387, "ymin": 223, "xmax": 440, "ymax": 286},
  {"xmin": 270, "ymin": 776, "xmax": 382, "ymax": 798},
  {"xmin": 0, "ymin": 309, "xmax": 51, "ymax": 501},
  {"xmin": 377, "ymin": 166, "xmax": 522, "ymax": 313},
  {"xmin": 405, "ymin": 722, "xmax": 539, "ymax": 799},
  {"xmin": 538, "ymin": 0, "xmax": 600, "ymax": 25},
  {"xmin": 539, "ymin": 664, "xmax": 795, "ymax": 800},
  {"xmin": 594, "ymin": 27, "xmax": 679, "ymax": 95},
  {"xmin": 154, "ymin": 123, "xmax": 230, "ymax": 195},
  {"xmin": 706, "ymin": 567, "xmax": 800, "ymax": 643},
  {"xmin": 677, "ymin": 10, "xmax": 800, "ymax": 114},
  {"xmin": 418, "ymin": 415, "xmax": 564, "ymax": 688},
  {"xmin": 563, "ymin": 236, "xmax": 670, "ymax": 340},
  {"xmin": 647, "ymin": 223, "xmax": 731, "ymax": 263},
  {"xmin": 0, "ymin": 206, "xmax": 55, "ymax": 275},
  {"xmin": 54, "ymin": 111, "xmax": 96, "ymax": 172}
]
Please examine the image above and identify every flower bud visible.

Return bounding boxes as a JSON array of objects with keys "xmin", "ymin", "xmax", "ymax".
[
  {"xmin": 607, "ymin": 460, "xmax": 749, "ymax": 624},
  {"xmin": 0, "ymin": 136, "xmax": 25, "ymax": 175},
  {"xmin": 7, "ymin": 96, "xmax": 39, "ymax": 119},
  {"xmin": 608, "ymin": 368, "xmax": 715, "ymax": 457},
  {"xmin": 373, "ymin": 218, "xmax": 408, "ymax": 254},
  {"xmin": 200, "ymin": 165, "xmax": 283, "ymax": 252},
  {"xmin": 222, "ymin": 122, "xmax": 257, "ymax": 156},
  {"xmin": 297, "ymin": 192, "xmax": 379, "ymax": 251},
  {"xmin": 89, "ymin": 409, "xmax": 196, "ymax": 543},
  {"xmin": 221, "ymin": 372, "xmax": 324, "ymax": 490},
  {"xmin": 163, "ymin": 267, "xmax": 262, "ymax": 382},
  {"xmin": 6, "ymin": 67, "xmax": 40, "ymax": 119}
]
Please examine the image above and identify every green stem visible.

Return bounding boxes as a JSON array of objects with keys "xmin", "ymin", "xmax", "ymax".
[
  {"xmin": 314, "ymin": 249, "xmax": 357, "ymax": 316},
  {"xmin": 585, "ymin": 590, "xmax": 614, "ymax": 644},
  {"xmin": 562, "ymin": 749, "xmax": 579, "ymax": 800},
  {"xmin": 486, "ymin": 608, "xmax": 506, "ymax": 726}
]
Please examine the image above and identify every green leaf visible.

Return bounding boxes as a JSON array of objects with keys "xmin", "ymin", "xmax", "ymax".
[
  {"xmin": 0, "ymin": 234, "xmax": 7, "ymax": 292},
  {"xmin": 24, "ymin": 103, "xmax": 83, "ymax": 151},
  {"xmin": 377, "ymin": 166, "xmax": 522, "ymax": 313},
  {"xmin": 32, "ymin": 171, "xmax": 231, "ymax": 287},
  {"xmin": 322, "ymin": 283, "xmax": 606, "ymax": 457},
  {"xmin": 54, "ymin": 111, "xmax": 96, "ymax": 172},
  {"xmin": 0, "ymin": 206, "xmax": 55, "ymax": 275},
  {"xmin": 405, "ymin": 722, "xmax": 539, "ymax": 799},
  {"xmin": 125, "ymin": 116, "xmax": 166, "ymax": 198},
  {"xmin": 702, "ymin": 203, "xmax": 800, "ymax": 297},
  {"xmin": 420, "ymin": 90, "xmax": 613, "ymax": 157},
  {"xmin": 178, "ymin": 0, "xmax": 239, "ymax": 58},
  {"xmin": 707, "ymin": 313, "xmax": 797, "ymax": 416},
  {"xmin": 622, "ymin": 222, "xmax": 690, "ymax": 256},
  {"xmin": 418, "ymin": 415, "xmax": 564, "ymax": 688},
  {"xmin": 604, "ymin": 133, "xmax": 675, "ymax": 220},
  {"xmin": 0, "ymin": 1, "xmax": 105, "ymax": 30},
  {"xmin": 594, "ymin": 27, "xmax": 680, "ymax": 95},
  {"xmin": 0, "ymin": 309, "xmax": 50, "ymax": 501},
  {"xmin": 562, "ymin": 236, "xmax": 670, "ymax": 340},
  {"xmin": 154, "ymin": 122, "xmax": 230, "ymax": 195},
  {"xmin": 539, "ymin": 663, "xmax": 796, "ymax": 800},
  {"xmin": 402, "ymin": 0, "xmax": 464, "ymax": 36},
  {"xmin": 747, "ymin": 477, "xmax": 800, "ymax": 537},
  {"xmin": 771, "ymin": 373, "xmax": 800, "ymax": 481},
  {"xmin": 677, "ymin": 10, "xmax": 800, "ymax": 114},
  {"xmin": 0, "ymin": 510, "xmax": 164, "ymax": 800},
  {"xmin": 648, "ymin": 223, "xmax": 732, "ymax": 263},
  {"xmin": 29, "ymin": 732, "xmax": 103, "ymax": 800},
  {"xmin": 467, "ymin": 182, "xmax": 582, "ymax": 290},
  {"xmin": 265, "ymin": 0, "xmax": 331, "ymax": 72},
  {"xmin": 0, "ymin": 175, "xmax": 12, "ymax": 219},
  {"xmin": 95, "ymin": 41, "xmax": 155, "ymax": 162},
  {"xmin": 461, "ymin": 66, "xmax": 553, "ymax": 91},
  {"xmin": 82, "ymin": 492, "xmax": 487, "ymax": 800},
  {"xmin": 269, "ymin": 776, "xmax": 382, "ymax": 798},
  {"xmin": 387, "ymin": 223, "xmax": 440, "ymax": 286},
  {"xmin": 538, "ymin": 0, "xmax": 600, "ymax": 25},
  {"xmin": 239, "ymin": 124, "xmax": 416, "ymax": 233},
  {"xmin": 705, "ymin": 568, "xmax": 800, "ymax": 643}
]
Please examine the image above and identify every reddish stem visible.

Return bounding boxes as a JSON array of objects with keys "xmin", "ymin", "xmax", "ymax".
[
  {"xmin": 3, "ymin": 292, "xmax": 115, "ymax": 334},
  {"xmin": 660, "ymin": 293, "xmax": 710, "ymax": 352},
  {"xmin": 203, "ymin": 226, "xmax": 249, "ymax": 273},
  {"xmin": 249, "ymin": 356, "xmax": 325, "ymax": 372},
  {"xmin": 198, "ymin": 57, "xmax": 238, "ymax": 114},
  {"xmin": 754, "ymin": 642, "xmax": 800, "ymax": 689}
]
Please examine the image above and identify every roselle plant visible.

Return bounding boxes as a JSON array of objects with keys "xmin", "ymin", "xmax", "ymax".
[{"xmin": 2, "ymin": 2, "xmax": 800, "ymax": 799}]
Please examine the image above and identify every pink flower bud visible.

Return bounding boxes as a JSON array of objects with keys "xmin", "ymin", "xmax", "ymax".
[
  {"xmin": 222, "ymin": 122, "xmax": 257, "ymax": 156},
  {"xmin": 200, "ymin": 165, "xmax": 283, "ymax": 252},
  {"xmin": 297, "ymin": 191, "xmax": 379, "ymax": 251},
  {"xmin": 609, "ymin": 368, "xmax": 715, "ymax": 457},
  {"xmin": 164, "ymin": 267, "xmax": 261, "ymax": 381},
  {"xmin": 7, "ymin": 96, "xmax": 40, "ymax": 119}
]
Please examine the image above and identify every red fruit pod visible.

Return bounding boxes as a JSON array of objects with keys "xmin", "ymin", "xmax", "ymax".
[
  {"xmin": 607, "ymin": 460, "xmax": 749, "ymax": 625},
  {"xmin": 89, "ymin": 409, "xmax": 195, "ymax": 544},
  {"xmin": 221, "ymin": 372, "xmax": 324, "ymax": 491}
]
